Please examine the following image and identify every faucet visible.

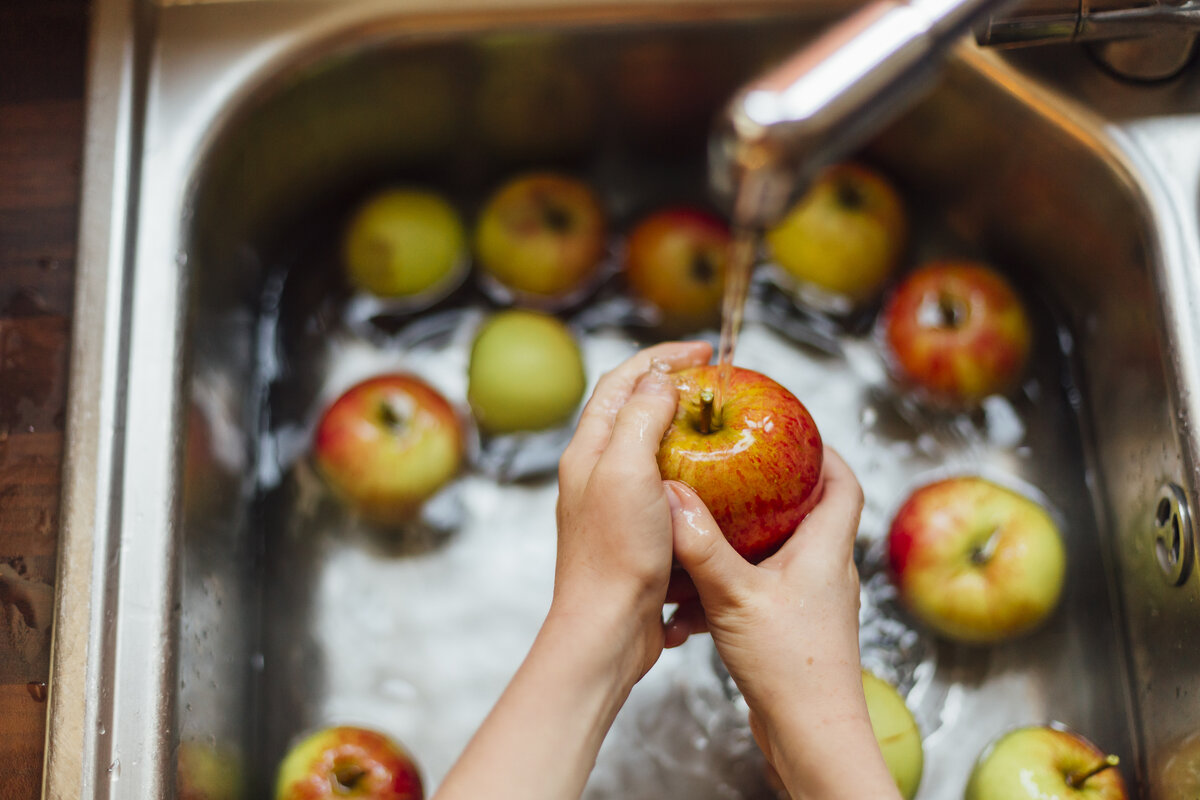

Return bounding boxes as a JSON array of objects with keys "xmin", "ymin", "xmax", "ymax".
[{"xmin": 712, "ymin": 0, "xmax": 1200, "ymax": 228}]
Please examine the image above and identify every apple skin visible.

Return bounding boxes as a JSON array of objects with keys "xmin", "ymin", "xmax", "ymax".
[
  {"xmin": 888, "ymin": 477, "xmax": 1065, "ymax": 644},
  {"xmin": 313, "ymin": 374, "xmax": 464, "ymax": 524},
  {"xmin": 765, "ymin": 163, "xmax": 907, "ymax": 305},
  {"xmin": 475, "ymin": 173, "xmax": 607, "ymax": 303},
  {"xmin": 657, "ymin": 365, "xmax": 823, "ymax": 563},
  {"xmin": 862, "ymin": 671, "xmax": 923, "ymax": 800},
  {"xmin": 467, "ymin": 310, "xmax": 587, "ymax": 434},
  {"xmin": 624, "ymin": 207, "xmax": 730, "ymax": 332},
  {"xmin": 177, "ymin": 741, "xmax": 240, "ymax": 800},
  {"xmin": 880, "ymin": 260, "xmax": 1032, "ymax": 407},
  {"xmin": 342, "ymin": 189, "xmax": 467, "ymax": 300},
  {"xmin": 966, "ymin": 725, "xmax": 1127, "ymax": 800},
  {"xmin": 275, "ymin": 726, "xmax": 423, "ymax": 800}
]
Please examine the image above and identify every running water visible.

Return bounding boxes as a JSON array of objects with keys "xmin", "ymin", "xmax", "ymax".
[{"xmin": 714, "ymin": 227, "xmax": 758, "ymax": 410}]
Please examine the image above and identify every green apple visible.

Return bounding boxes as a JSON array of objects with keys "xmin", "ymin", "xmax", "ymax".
[
  {"xmin": 966, "ymin": 725, "xmax": 1127, "ymax": 800},
  {"xmin": 657, "ymin": 365, "xmax": 823, "ymax": 563},
  {"xmin": 888, "ymin": 476, "xmax": 1066, "ymax": 643},
  {"xmin": 313, "ymin": 374, "xmax": 464, "ymax": 524},
  {"xmin": 467, "ymin": 310, "xmax": 586, "ymax": 434},
  {"xmin": 275, "ymin": 726, "xmax": 423, "ymax": 800},
  {"xmin": 862, "ymin": 671, "xmax": 923, "ymax": 800},
  {"xmin": 765, "ymin": 163, "xmax": 907, "ymax": 306},
  {"xmin": 177, "ymin": 740, "xmax": 240, "ymax": 800},
  {"xmin": 342, "ymin": 189, "xmax": 467, "ymax": 301},
  {"xmin": 474, "ymin": 173, "xmax": 607, "ymax": 304}
]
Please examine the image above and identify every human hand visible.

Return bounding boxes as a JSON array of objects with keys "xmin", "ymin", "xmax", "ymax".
[
  {"xmin": 550, "ymin": 340, "xmax": 712, "ymax": 686},
  {"xmin": 664, "ymin": 448, "xmax": 900, "ymax": 799}
]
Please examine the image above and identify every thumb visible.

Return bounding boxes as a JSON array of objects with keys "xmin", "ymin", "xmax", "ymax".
[{"xmin": 665, "ymin": 481, "xmax": 753, "ymax": 608}]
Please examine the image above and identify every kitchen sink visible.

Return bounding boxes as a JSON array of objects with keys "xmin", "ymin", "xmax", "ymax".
[{"xmin": 47, "ymin": 1, "xmax": 1200, "ymax": 798}]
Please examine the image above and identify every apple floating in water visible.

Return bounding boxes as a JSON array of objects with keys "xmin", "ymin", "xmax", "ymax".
[
  {"xmin": 862, "ymin": 671, "xmax": 924, "ymax": 800},
  {"xmin": 624, "ymin": 207, "xmax": 730, "ymax": 333},
  {"xmin": 342, "ymin": 189, "xmax": 467, "ymax": 303},
  {"xmin": 888, "ymin": 476, "xmax": 1066, "ymax": 643},
  {"xmin": 880, "ymin": 260, "xmax": 1032, "ymax": 407},
  {"xmin": 313, "ymin": 374, "xmax": 464, "ymax": 525},
  {"xmin": 657, "ymin": 365, "xmax": 823, "ymax": 563},
  {"xmin": 275, "ymin": 726, "xmax": 424, "ymax": 800},
  {"xmin": 474, "ymin": 173, "xmax": 607, "ymax": 305},
  {"xmin": 467, "ymin": 310, "xmax": 586, "ymax": 435},
  {"xmin": 966, "ymin": 725, "xmax": 1127, "ymax": 800},
  {"xmin": 766, "ymin": 163, "xmax": 908, "ymax": 308}
]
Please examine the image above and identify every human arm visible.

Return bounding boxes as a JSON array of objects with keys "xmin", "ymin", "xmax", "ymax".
[
  {"xmin": 432, "ymin": 340, "xmax": 712, "ymax": 800},
  {"xmin": 663, "ymin": 449, "xmax": 901, "ymax": 800}
]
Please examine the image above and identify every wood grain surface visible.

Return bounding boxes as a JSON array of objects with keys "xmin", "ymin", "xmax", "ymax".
[{"xmin": 0, "ymin": 0, "xmax": 88, "ymax": 797}]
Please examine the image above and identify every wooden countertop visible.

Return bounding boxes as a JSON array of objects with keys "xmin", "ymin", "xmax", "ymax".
[{"xmin": 0, "ymin": 1, "xmax": 88, "ymax": 797}]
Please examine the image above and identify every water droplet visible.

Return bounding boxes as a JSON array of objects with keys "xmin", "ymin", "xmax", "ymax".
[
  {"xmin": 26, "ymin": 682, "xmax": 47, "ymax": 702},
  {"xmin": 107, "ymin": 759, "xmax": 120, "ymax": 777}
]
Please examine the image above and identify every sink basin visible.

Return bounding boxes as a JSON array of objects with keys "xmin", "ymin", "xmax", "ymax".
[{"xmin": 47, "ymin": 2, "xmax": 1200, "ymax": 798}]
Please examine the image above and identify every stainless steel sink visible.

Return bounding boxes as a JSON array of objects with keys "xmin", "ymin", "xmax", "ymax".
[{"xmin": 48, "ymin": 2, "xmax": 1200, "ymax": 799}]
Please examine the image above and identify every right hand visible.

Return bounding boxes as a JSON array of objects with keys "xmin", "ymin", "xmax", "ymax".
[{"xmin": 663, "ymin": 448, "xmax": 901, "ymax": 800}]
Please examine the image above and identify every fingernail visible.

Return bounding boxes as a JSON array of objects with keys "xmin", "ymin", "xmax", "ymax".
[
  {"xmin": 649, "ymin": 357, "xmax": 671, "ymax": 374},
  {"xmin": 665, "ymin": 482, "xmax": 683, "ymax": 515},
  {"xmin": 634, "ymin": 366, "xmax": 672, "ymax": 394}
]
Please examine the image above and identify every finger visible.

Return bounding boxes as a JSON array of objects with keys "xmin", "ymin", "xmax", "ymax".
[
  {"xmin": 663, "ymin": 600, "xmax": 709, "ymax": 648},
  {"xmin": 592, "ymin": 367, "xmax": 678, "ymax": 480},
  {"xmin": 666, "ymin": 481, "xmax": 754, "ymax": 608},
  {"xmin": 560, "ymin": 341, "xmax": 710, "ymax": 488},
  {"xmin": 767, "ymin": 446, "xmax": 863, "ymax": 567}
]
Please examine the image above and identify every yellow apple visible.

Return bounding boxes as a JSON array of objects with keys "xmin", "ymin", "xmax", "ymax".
[{"xmin": 862, "ymin": 671, "xmax": 923, "ymax": 800}]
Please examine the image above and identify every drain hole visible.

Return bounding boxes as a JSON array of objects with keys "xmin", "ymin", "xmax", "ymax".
[{"xmin": 1157, "ymin": 497, "xmax": 1172, "ymax": 527}]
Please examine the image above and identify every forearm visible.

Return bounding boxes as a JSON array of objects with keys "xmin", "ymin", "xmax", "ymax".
[
  {"xmin": 432, "ymin": 607, "xmax": 640, "ymax": 800},
  {"xmin": 757, "ymin": 677, "xmax": 901, "ymax": 800}
]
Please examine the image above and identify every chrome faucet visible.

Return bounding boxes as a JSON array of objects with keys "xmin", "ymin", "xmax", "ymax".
[{"xmin": 713, "ymin": 0, "xmax": 1200, "ymax": 228}]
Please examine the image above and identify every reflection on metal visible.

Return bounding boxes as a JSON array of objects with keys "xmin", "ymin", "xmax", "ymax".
[
  {"xmin": 1091, "ymin": 33, "xmax": 1199, "ymax": 82},
  {"xmin": 1154, "ymin": 483, "xmax": 1194, "ymax": 586}
]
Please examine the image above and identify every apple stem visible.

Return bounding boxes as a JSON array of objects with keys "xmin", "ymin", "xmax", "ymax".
[
  {"xmin": 970, "ymin": 527, "xmax": 1002, "ymax": 566},
  {"xmin": 1066, "ymin": 755, "xmax": 1120, "ymax": 788},
  {"xmin": 698, "ymin": 388, "xmax": 716, "ymax": 435}
]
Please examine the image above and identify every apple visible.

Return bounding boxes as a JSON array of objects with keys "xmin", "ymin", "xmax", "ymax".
[
  {"xmin": 879, "ymin": 260, "xmax": 1032, "ymax": 407},
  {"xmin": 624, "ymin": 207, "xmax": 730, "ymax": 332},
  {"xmin": 966, "ymin": 725, "xmax": 1127, "ymax": 800},
  {"xmin": 765, "ymin": 163, "xmax": 907, "ymax": 307},
  {"xmin": 888, "ymin": 476, "xmax": 1066, "ymax": 643},
  {"xmin": 275, "ymin": 725, "xmax": 424, "ymax": 800},
  {"xmin": 862, "ymin": 671, "xmax": 923, "ymax": 800},
  {"xmin": 314, "ymin": 374, "xmax": 464, "ymax": 524},
  {"xmin": 468, "ymin": 310, "xmax": 586, "ymax": 434},
  {"xmin": 177, "ymin": 740, "xmax": 240, "ymax": 800},
  {"xmin": 342, "ymin": 189, "xmax": 467, "ymax": 302},
  {"xmin": 767, "ymin": 671, "xmax": 922, "ymax": 800},
  {"xmin": 474, "ymin": 173, "xmax": 607, "ymax": 304},
  {"xmin": 657, "ymin": 365, "xmax": 823, "ymax": 562}
]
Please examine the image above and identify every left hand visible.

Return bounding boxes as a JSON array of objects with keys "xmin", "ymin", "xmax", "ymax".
[{"xmin": 551, "ymin": 340, "xmax": 712, "ymax": 685}]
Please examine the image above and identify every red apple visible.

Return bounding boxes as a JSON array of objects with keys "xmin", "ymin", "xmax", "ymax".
[
  {"xmin": 275, "ymin": 726, "xmax": 423, "ymax": 800},
  {"xmin": 474, "ymin": 173, "xmax": 607, "ymax": 304},
  {"xmin": 888, "ymin": 476, "xmax": 1066, "ymax": 643},
  {"xmin": 313, "ymin": 374, "xmax": 464, "ymax": 525},
  {"xmin": 624, "ymin": 207, "xmax": 729, "ymax": 332},
  {"xmin": 765, "ymin": 163, "xmax": 907, "ymax": 307},
  {"xmin": 880, "ymin": 260, "xmax": 1032, "ymax": 407},
  {"xmin": 657, "ymin": 365, "xmax": 823, "ymax": 562},
  {"xmin": 966, "ymin": 725, "xmax": 1127, "ymax": 800}
]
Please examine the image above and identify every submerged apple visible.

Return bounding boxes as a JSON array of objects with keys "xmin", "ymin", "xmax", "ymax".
[
  {"xmin": 657, "ymin": 365, "xmax": 823, "ymax": 562},
  {"xmin": 342, "ymin": 189, "xmax": 467, "ymax": 302},
  {"xmin": 966, "ymin": 725, "xmax": 1127, "ymax": 800},
  {"xmin": 862, "ymin": 671, "xmax": 924, "ymax": 800},
  {"xmin": 467, "ymin": 310, "xmax": 587, "ymax": 434},
  {"xmin": 314, "ymin": 374, "xmax": 464, "ymax": 525},
  {"xmin": 624, "ymin": 207, "xmax": 730, "ymax": 332},
  {"xmin": 475, "ymin": 173, "xmax": 607, "ymax": 304},
  {"xmin": 275, "ymin": 726, "xmax": 424, "ymax": 800},
  {"xmin": 880, "ymin": 260, "xmax": 1032, "ymax": 407},
  {"xmin": 766, "ymin": 163, "xmax": 907, "ymax": 306},
  {"xmin": 888, "ymin": 476, "xmax": 1066, "ymax": 643}
]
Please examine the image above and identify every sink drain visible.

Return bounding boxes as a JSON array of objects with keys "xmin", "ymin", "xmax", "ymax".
[{"xmin": 1154, "ymin": 483, "xmax": 1194, "ymax": 586}]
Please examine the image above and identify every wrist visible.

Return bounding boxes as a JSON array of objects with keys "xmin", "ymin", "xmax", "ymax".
[{"xmin": 545, "ymin": 587, "xmax": 659, "ymax": 692}]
